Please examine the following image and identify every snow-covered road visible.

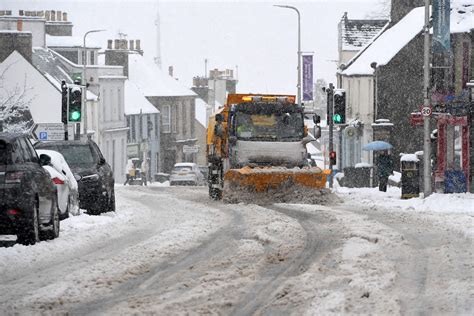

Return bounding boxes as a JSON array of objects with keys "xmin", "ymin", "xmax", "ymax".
[{"xmin": 0, "ymin": 185, "xmax": 472, "ymax": 315}]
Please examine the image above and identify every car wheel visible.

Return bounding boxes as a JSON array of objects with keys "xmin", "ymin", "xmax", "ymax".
[
  {"xmin": 107, "ymin": 189, "xmax": 116, "ymax": 213},
  {"xmin": 60, "ymin": 199, "xmax": 70, "ymax": 220},
  {"xmin": 42, "ymin": 198, "xmax": 60, "ymax": 240},
  {"xmin": 17, "ymin": 200, "xmax": 40, "ymax": 245}
]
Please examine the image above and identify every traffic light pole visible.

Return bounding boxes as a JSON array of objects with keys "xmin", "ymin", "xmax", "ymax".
[
  {"xmin": 422, "ymin": 0, "xmax": 432, "ymax": 197},
  {"xmin": 328, "ymin": 83, "xmax": 334, "ymax": 188}
]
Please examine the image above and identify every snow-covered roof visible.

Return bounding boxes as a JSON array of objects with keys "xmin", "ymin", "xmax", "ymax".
[
  {"xmin": 450, "ymin": 0, "xmax": 474, "ymax": 33},
  {"xmin": 124, "ymin": 80, "xmax": 159, "ymax": 115},
  {"xmin": 128, "ymin": 52, "xmax": 196, "ymax": 97},
  {"xmin": 46, "ymin": 35, "xmax": 101, "ymax": 49},
  {"xmin": 400, "ymin": 153, "xmax": 419, "ymax": 162},
  {"xmin": 342, "ymin": 7, "xmax": 425, "ymax": 76},
  {"xmin": 342, "ymin": 1, "xmax": 474, "ymax": 77},
  {"xmin": 339, "ymin": 13, "xmax": 388, "ymax": 51},
  {"xmin": 195, "ymin": 98, "xmax": 208, "ymax": 128},
  {"xmin": 32, "ymin": 47, "xmax": 98, "ymax": 101}
]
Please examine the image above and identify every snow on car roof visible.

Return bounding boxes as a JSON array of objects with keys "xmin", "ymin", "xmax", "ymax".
[{"xmin": 174, "ymin": 163, "xmax": 196, "ymax": 167}]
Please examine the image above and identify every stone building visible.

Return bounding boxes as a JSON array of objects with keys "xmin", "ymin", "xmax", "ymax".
[{"xmin": 104, "ymin": 39, "xmax": 197, "ymax": 173}]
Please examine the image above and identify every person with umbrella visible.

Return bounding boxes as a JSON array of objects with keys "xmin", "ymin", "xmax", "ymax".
[
  {"xmin": 362, "ymin": 141, "xmax": 394, "ymax": 192},
  {"xmin": 376, "ymin": 150, "xmax": 394, "ymax": 192}
]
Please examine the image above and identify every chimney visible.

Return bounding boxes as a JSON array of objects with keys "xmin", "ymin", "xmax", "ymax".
[
  {"xmin": 107, "ymin": 39, "xmax": 113, "ymax": 49},
  {"xmin": 62, "ymin": 12, "xmax": 67, "ymax": 21},
  {"xmin": 135, "ymin": 39, "xmax": 141, "ymax": 50},
  {"xmin": 45, "ymin": 10, "xmax": 50, "ymax": 21},
  {"xmin": 129, "ymin": 40, "xmax": 134, "ymax": 50},
  {"xmin": 57, "ymin": 11, "xmax": 62, "ymax": 21},
  {"xmin": 121, "ymin": 39, "xmax": 128, "ymax": 50},
  {"xmin": 168, "ymin": 66, "xmax": 174, "ymax": 77},
  {"xmin": 50, "ymin": 10, "xmax": 56, "ymax": 21}
]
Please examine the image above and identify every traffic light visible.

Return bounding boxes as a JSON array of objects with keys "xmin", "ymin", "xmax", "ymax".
[
  {"xmin": 68, "ymin": 87, "xmax": 82, "ymax": 123},
  {"xmin": 329, "ymin": 151, "xmax": 337, "ymax": 166},
  {"xmin": 333, "ymin": 90, "xmax": 346, "ymax": 124},
  {"xmin": 61, "ymin": 81, "xmax": 68, "ymax": 124}
]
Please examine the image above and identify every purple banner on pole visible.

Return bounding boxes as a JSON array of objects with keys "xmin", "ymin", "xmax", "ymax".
[
  {"xmin": 302, "ymin": 55, "xmax": 313, "ymax": 101},
  {"xmin": 433, "ymin": 0, "xmax": 451, "ymax": 53}
]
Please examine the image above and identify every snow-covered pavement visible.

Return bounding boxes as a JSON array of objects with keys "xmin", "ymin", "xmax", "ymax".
[{"xmin": 0, "ymin": 184, "xmax": 472, "ymax": 315}]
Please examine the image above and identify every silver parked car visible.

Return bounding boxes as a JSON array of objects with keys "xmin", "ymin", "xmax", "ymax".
[{"xmin": 170, "ymin": 163, "xmax": 204, "ymax": 186}]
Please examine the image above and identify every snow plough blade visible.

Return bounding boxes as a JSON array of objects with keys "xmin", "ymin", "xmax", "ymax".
[{"xmin": 223, "ymin": 166, "xmax": 332, "ymax": 204}]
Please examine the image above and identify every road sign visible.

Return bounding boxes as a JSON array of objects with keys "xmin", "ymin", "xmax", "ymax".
[
  {"xmin": 33, "ymin": 123, "xmax": 65, "ymax": 141},
  {"xmin": 421, "ymin": 106, "xmax": 432, "ymax": 117},
  {"xmin": 183, "ymin": 145, "xmax": 199, "ymax": 154}
]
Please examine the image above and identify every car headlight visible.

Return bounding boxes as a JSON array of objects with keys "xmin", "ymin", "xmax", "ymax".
[{"xmin": 81, "ymin": 173, "xmax": 100, "ymax": 181}]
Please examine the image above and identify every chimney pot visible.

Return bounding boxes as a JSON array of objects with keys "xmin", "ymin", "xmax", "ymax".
[
  {"xmin": 168, "ymin": 66, "xmax": 174, "ymax": 77},
  {"xmin": 45, "ymin": 10, "xmax": 50, "ymax": 21},
  {"xmin": 107, "ymin": 40, "xmax": 113, "ymax": 49},
  {"xmin": 57, "ymin": 11, "xmax": 62, "ymax": 21},
  {"xmin": 19, "ymin": 10, "xmax": 24, "ymax": 16},
  {"xmin": 129, "ymin": 40, "xmax": 134, "ymax": 50},
  {"xmin": 62, "ymin": 12, "xmax": 67, "ymax": 21},
  {"xmin": 0, "ymin": 11, "xmax": 5, "ymax": 16},
  {"xmin": 6, "ymin": 10, "xmax": 12, "ymax": 15},
  {"xmin": 114, "ymin": 39, "xmax": 120, "ymax": 49},
  {"xmin": 135, "ymin": 39, "xmax": 141, "ymax": 50},
  {"xmin": 122, "ymin": 39, "xmax": 128, "ymax": 50},
  {"xmin": 50, "ymin": 10, "xmax": 56, "ymax": 21}
]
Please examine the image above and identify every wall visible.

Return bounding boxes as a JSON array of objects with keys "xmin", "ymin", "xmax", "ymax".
[
  {"xmin": 0, "ymin": 17, "xmax": 45, "ymax": 47},
  {"xmin": 0, "ymin": 32, "xmax": 32, "ymax": 63},
  {"xmin": 376, "ymin": 33, "xmax": 424, "ymax": 169}
]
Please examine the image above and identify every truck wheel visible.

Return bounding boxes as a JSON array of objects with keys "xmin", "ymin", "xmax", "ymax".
[{"xmin": 17, "ymin": 201, "xmax": 40, "ymax": 245}]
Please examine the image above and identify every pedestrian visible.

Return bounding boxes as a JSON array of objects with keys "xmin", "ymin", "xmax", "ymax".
[
  {"xmin": 124, "ymin": 160, "xmax": 135, "ymax": 185},
  {"xmin": 141, "ymin": 159, "xmax": 148, "ymax": 186},
  {"xmin": 376, "ymin": 150, "xmax": 393, "ymax": 192}
]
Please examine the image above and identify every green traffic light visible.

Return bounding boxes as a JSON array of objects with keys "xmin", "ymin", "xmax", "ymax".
[
  {"xmin": 70, "ymin": 111, "xmax": 81, "ymax": 121},
  {"xmin": 333, "ymin": 114, "xmax": 342, "ymax": 123}
]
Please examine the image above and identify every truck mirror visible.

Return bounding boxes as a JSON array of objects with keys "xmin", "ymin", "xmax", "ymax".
[
  {"xmin": 215, "ymin": 114, "xmax": 224, "ymax": 122},
  {"xmin": 313, "ymin": 126, "xmax": 321, "ymax": 139}
]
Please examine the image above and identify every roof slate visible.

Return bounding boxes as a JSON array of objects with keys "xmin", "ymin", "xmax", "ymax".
[{"xmin": 340, "ymin": 13, "xmax": 388, "ymax": 51}]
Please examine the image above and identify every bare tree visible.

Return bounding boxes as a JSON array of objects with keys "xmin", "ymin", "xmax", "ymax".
[{"xmin": 0, "ymin": 63, "xmax": 35, "ymax": 133}]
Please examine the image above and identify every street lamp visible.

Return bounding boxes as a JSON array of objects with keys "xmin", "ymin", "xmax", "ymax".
[
  {"xmin": 274, "ymin": 4, "xmax": 301, "ymax": 106},
  {"xmin": 83, "ymin": 29, "xmax": 105, "ymax": 139}
]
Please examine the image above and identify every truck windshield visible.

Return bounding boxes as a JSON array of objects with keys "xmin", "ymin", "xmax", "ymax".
[{"xmin": 234, "ymin": 111, "xmax": 304, "ymax": 141}]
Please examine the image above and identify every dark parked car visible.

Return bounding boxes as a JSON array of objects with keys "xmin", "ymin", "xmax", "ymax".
[
  {"xmin": 35, "ymin": 139, "xmax": 115, "ymax": 215},
  {"xmin": 0, "ymin": 133, "xmax": 60, "ymax": 245}
]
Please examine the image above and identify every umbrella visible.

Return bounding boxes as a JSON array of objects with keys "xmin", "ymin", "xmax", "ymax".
[{"xmin": 362, "ymin": 140, "xmax": 393, "ymax": 151}]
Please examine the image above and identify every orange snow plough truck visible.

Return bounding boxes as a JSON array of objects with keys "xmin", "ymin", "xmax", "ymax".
[{"xmin": 206, "ymin": 93, "xmax": 330, "ymax": 202}]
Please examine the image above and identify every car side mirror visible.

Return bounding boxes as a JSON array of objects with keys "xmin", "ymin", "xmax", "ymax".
[
  {"xmin": 313, "ymin": 126, "xmax": 321, "ymax": 139},
  {"xmin": 99, "ymin": 157, "xmax": 106, "ymax": 165},
  {"xmin": 39, "ymin": 154, "xmax": 51, "ymax": 166}
]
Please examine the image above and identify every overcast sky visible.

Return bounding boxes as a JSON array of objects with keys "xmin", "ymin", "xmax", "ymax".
[{"xmin": 4, "ymin": 0, "xmax": 389, "ymax": 95}]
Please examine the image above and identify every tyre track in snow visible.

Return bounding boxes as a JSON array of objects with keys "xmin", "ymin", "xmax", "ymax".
[
  {"xmin": 68, "ymin": 186, "xmax": 246, "ymax": 315},
  {"xmin": 342, "ymin": 205, "xmax": 474, "ymax": 315},
  {"xmin": 230, "ymin": 204, "xmax": 343, "ymax": 316}
]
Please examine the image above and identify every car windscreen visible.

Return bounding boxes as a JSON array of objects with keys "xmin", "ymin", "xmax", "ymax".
[
  {"xmin": 173, "ymin": 165, "xmax": 193, "ymax": 171},
  {"xmin": 39, "ymin": 144, "xmax": 97, "ymax": 167}
]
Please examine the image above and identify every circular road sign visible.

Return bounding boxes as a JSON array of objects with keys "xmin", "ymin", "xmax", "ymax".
[{"xmin": 421, "ymin": 106, "xmax": 432, "ymax": 117}]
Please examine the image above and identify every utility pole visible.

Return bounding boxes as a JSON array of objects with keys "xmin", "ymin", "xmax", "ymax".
[
  {"xmin": 423, "ymin": 0, "xmax": 432, "ymax": 197},
  {"xmin": 328, "ymin": 83, "xmax": 334, "ymax": 188}
]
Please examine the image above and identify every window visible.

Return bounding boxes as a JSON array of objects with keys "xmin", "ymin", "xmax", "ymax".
[
  {"xmin": 81, "ymin": 50, "xmax": 86, "ymax": 65},
  {"xmin": 110, "ymin": 88, "xmax": 115, "ymax": 121},
  {"xmin": 90, "ymin": 50, "xmax": 95, "ymax": 65},
  {"xmin": 182, "ymin": 102, "xmax": 187, "ymax": 136},
  {"xmin": 154, "ymin": 114, "xmax": 159, "ymax": 137},
  {"xmin": 162, "ymin": 105, "xmax": 171, "ymax": 133},
  {"xmin": 131, "ymin": 116, "xmax": 136, "ymax": 141},
  {"xmin": 139, "ymin": 115, "xmax": 143, "ymax": 140},
  {"xmin": 172, "ymin": 106, "xmax": 177, "ymax": 133},
  {"xmin": 117, "ymin": 88, "xmax": 122, "ymax": 120},
  {"xmin": 102, "ymin": 89, "xmax": 106, "ymax": 121},
  {"xmin": 127, "ymin": 116, "xmax": 131, "ymax": 140}
]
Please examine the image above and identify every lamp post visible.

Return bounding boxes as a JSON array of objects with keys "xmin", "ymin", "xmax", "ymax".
[
  {"xmin": 274, "ymin": 4, "xmax": 301, "ymax": 106},
  {"xmin": 83, "ymin": 29, "xmax": 105, "ymax": 139}
]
